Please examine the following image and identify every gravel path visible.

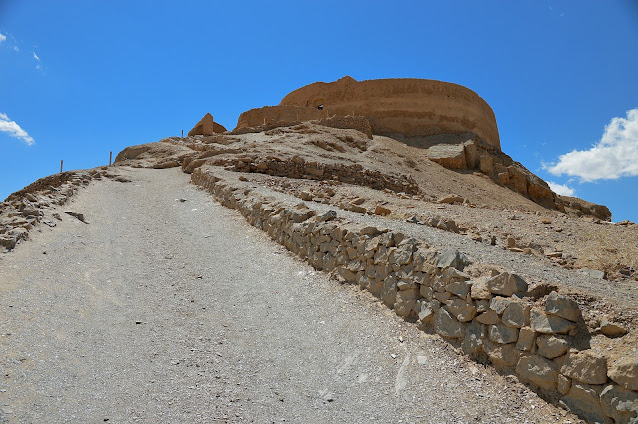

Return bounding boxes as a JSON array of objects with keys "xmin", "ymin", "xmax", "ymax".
[{"xmin": 0, "ymin": 167, "xmax": 573, "ymax": 423}]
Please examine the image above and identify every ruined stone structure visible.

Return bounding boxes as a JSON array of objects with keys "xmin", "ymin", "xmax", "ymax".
[
  {"xmin": 235, "ymin": 76, "xmax": 500, "ymax": 149},
  {"xmin": 188, "ymin": 113, "xmax": 227, "ymax": 136}
]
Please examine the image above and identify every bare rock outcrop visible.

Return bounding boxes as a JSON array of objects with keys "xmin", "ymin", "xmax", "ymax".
[{"xmin": 188, "ymin": 113, "xmax": 227, "ymax": 136}]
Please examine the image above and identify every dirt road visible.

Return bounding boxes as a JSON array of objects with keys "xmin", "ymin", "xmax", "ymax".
[{"xmin": 0, "ymin": 168, "xmax": 573, "ymax": 423}]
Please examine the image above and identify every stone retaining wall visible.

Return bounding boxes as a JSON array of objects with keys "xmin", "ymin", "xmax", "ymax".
[{"xmin": 191, "ymin": 166, "xmax": 637, "ymax": 424}]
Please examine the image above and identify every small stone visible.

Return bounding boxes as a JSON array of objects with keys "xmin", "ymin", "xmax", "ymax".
[
  {"xmin": 599, "ymin": 317, "xmax": 627, "ymax": 338},
  {"xmin": 374, "ymin": 205, "xmax": 391, "ymax": 216},
  {"xmin": 578, "ymin": 267, "xmax": 605, "ymax": 279},
  {"xmin": 545, "ymin": 291, "xmax": 581, "ymax": 322},
  {"xmin": 317, "ymin": 210, "xmax": 337, "ymax": 222},
  {"xmin": 437, "ymin": 194, "xmax": 464, "ymax": 204}
]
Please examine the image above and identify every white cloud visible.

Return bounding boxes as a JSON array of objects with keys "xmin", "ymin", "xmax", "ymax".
[
  {"xmin": 547, "ymin": 181, "xmax": 575, "ymax": 197},
  {"xmin": 0, "ymin": 113, "xmax": 35, "ymax": 146},
  {"xmin": 13, "ymin": 45, "xmax": 19, "ymax": 52},
  {"xmin": 0, "ymin": 33, "xmax": 6, "ymax": 43},
  {"xmin": 546, "ymin": 108, "xmax": 638, "ymax": 182},
  {"xmin": 33, "ymin": 52, "xmax": 39, "ymax": 61}
]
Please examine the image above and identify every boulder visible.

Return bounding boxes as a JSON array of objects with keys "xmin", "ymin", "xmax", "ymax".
[{"xmin": 516, "ymin": 354, "xmax": 560, "ymax": 390}]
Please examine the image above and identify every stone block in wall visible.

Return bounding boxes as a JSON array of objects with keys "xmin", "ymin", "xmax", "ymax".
[
  {"xmin": 489, "ymin": 323, "xmax": 519, "ymax": 344},
  {"xmin": 462, "ymin": 320, "xmax": 486, "ymax": 356},
  {"xmin": 486, "ymin": 272, "xmax": 528, "ymax": 296},
  {"xmin": 546, "ymin": 291, "xmax": 582, "ymax": 322},
  {"xmin": 416, "ymin": 300, "xmax": 436, "ymax": 324},
  {"xmin": 395, "ymin": 288, "xmax": 419, "ymax": 317},
  {"xmin": 536, "ymin": 335, "xmax": 569, "ymax": 359},
  {"xmin": 530, "ymin": 309, "xmax": 576, "ymax": 335},
  {"xmin": 381, "ymin": 276, "xmax": 398, "ymax": 308},
  {"xmin": 560, "ymin": 383, "xmax": 612, "ymax": 424},
  {"xmin": 477, "ymin": 310, "xmax": 501, "ymax": 325},
  {"xmin": 608, "ymin": 353, "xmax": 638, "ymax": 391},
  {"xmin": 446, "ymin": 298, "xmax": 477, "ymax": 322},
  {"xmin": 483, "ymin": 340, "xmax": 520, "ymax": 367},
  {"xmin": 556, "ymin": 350, "xmax": 608, "ymax": 385},
  {"xmin": 516, "ymin": 354, "xmax": 560, "ymax": 391},
  {"xmin": 434, "ymin": 307, "xmax": 467, "ymax": 339},
  {"xmin": 489, "ymin": 297, "xmax": 511, "ymax": 315},
  {"xmin": 470, "ymin": 278, "xmax": 492, "ymax": 300},
  {"xmin": 445, "ymin": 280, "xmax": 472, "ymax": 299},
  {"xmin": 502, "ymin": 300, "xmax": 531, "ymax": 328},
  {"xmin": 516, "ymin": 327, "xmax": 537, "ymax": 352},
  {"xmin": 434, "ymin": 248, "xmax": 469, "ymax": 271},
  {"xmin": 599, "ymin": 384, "xmax": 638, "ymax": 423}
]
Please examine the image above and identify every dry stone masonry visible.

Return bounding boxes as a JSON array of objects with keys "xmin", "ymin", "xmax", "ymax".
[{"xmin": 191, "ymin": 165, "xmax": 637, "ymax": 424}]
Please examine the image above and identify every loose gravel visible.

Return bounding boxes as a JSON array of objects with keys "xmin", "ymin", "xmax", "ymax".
[{"xmin": 0, "ymin": 167, "xmax": 577, "ymax": 423}]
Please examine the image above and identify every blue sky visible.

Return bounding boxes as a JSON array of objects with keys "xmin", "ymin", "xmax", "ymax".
[{"xmin": 1, "ymin": 1, "xmax": 637, "ymax": 222}]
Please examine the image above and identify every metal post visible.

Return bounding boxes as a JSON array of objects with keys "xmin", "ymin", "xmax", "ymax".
[
  {"xmin": 181, "ymin": 129, "xmax": 184, "ymax": 138},
  {"xmin": 60, "ymin": 160, "xmax": 63, "ymax": 173},
  {"xmin": 109, "ymin": 151, "xmax": 112, "ymax": 166}
]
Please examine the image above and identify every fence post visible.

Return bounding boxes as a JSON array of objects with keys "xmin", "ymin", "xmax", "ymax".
[
  {"xmin": 181, "ymin": 129, "xmax": 184, "ymax": 138},
  {"xmin": 60, "ymin": 160, "xmax": 63, "ymax": 173},
  {"xmin": 109, "ymin": 151, "xmax": 112, "ymax": 166}
]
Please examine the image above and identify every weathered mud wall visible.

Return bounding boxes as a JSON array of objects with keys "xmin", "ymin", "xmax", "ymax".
[
  {"xmin": 279, "ymin": 76, "xmax": 501, "ymax": 150},
  {"xmin": 191, "ymin": 165, "xmax": 637, "ymax": 424}
]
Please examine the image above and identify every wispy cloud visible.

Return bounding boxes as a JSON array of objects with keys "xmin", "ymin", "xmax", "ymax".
[
  {"xmin": 547, "ymin": 181, "xmax": 574, "ymax": 197},
  {"xmin": 33, "ymin": 52, "xmax": 40, "ymax": 61},
  {"xmin": 0, "ymin": 33, "xmax": 6, "ymax": 43},
  {"xmin": 0, "ymin": 113, "xmax": 35, "ymax": 146},
  {"xmin": 545, "ymin": 108, "xmax": 638, "ymax": 182}
]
